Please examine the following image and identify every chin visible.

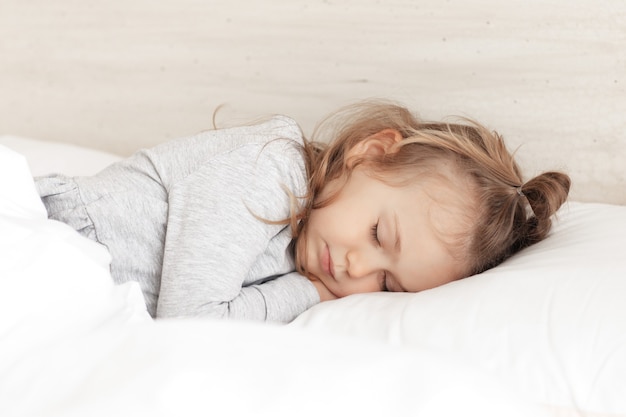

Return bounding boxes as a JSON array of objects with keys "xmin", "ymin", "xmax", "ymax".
[{"xmin": 328, "ymin": 286, "xmax": 353, "ymax": 299}]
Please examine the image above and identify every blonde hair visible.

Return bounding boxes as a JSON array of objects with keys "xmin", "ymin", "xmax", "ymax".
[{"xmin": 292, "ymin": 99, "xmax": 570, "ymax": 278}]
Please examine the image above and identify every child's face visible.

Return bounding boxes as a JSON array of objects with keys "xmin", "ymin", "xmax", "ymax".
[{"xmin": 301, "ymin": 168, "xmax": 468, "ymax": 298}]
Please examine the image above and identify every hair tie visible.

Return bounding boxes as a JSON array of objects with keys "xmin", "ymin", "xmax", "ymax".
[{"xmin": 516, "ymin": 186, "xmax": 525, "ymax": 197}]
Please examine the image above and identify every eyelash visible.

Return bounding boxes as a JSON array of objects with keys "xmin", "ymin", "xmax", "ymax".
[
  {"xmin": 370, "ymin": 222, "xmax": 381, "ymax": 246},
  {"xmin": 381, "ymin": 275, "xmax": 389, "ymax": 291},
  {"xmin": 371, "ymin": 222, "xmax": 389, "ymax": 291}
]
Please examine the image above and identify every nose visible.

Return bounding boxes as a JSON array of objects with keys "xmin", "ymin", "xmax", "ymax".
[{"xmin": 346, "ymin": 249, "xmax": 381, "ymax": 281}]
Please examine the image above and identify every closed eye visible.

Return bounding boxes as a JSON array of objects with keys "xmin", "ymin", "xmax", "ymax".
[
  {"xmin": 372, "ymin": 222, "xmax": 389, "ymax": 291},
  {"xmin": 378, "ymin": 270, "xmax": 389, "ymax": 291},
  {"xmin": 370, "ymin": 222, "xmax": 381, "ymax": 246}
]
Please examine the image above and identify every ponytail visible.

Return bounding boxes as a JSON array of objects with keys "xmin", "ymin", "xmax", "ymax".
[
  {"xmin": 514, "ymin": 171, "xmax": 571, "ymax": 251},
  {"xmin": 469, "ymin": 168, "xmax": 571, "ymax": 275}
]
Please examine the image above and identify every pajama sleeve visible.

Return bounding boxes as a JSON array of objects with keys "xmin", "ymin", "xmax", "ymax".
[{"xmin": 155, "ymin": 137, "xmax": 319, "ymax": 323}]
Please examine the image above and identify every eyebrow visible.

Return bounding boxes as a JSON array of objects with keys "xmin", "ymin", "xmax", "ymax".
[{"xmin": 394, "ymin": 212, "xmax": 402, "ymax": 254}]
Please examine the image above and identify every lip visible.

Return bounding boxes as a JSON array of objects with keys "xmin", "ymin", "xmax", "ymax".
[{"xmin": 320, "ymin": 244, "xmax": 335, "ymax": 279}]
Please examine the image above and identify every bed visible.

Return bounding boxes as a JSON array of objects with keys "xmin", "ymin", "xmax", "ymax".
[
  {"xmin": 2, "ymin": 133, "xmax": 625, "ymax": 417},
  {"xmin": 1, "ymin": 0, "xmax": 625, "ymax": 416}
]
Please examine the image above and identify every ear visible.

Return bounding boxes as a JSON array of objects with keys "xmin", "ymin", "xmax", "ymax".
[{"xmin": 346, "ymin": 129, "xmax": 403, "ymax": 159}]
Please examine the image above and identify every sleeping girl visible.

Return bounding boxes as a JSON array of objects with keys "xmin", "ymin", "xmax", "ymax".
[{"xmin": 35, "ymin": 100, "xmax": 570, "ymax": 322}]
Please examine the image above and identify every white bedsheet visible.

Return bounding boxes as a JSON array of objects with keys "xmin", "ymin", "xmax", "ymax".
[{"xmin": 0, "ymin": 144, "xmax": 546, "ymax": 416}]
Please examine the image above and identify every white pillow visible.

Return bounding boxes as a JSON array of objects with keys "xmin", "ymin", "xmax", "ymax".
[{"xmin": 291, "ymin": 201, "xmax": 626, "ymax": 416}]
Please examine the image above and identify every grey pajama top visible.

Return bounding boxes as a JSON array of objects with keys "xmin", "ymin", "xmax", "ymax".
[{"xmin": 35, "ymin": 116, "xmax": 319, "ymax": 323}]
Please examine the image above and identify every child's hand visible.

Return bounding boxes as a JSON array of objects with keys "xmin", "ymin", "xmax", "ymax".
[{"xmin": 309, "ymin": 277, "xmax": 338, "ymax": 302}]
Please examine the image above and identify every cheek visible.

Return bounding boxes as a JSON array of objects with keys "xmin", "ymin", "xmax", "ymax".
[
  {"xmin": 308, "ymin": 206, "xmax": 336, "ymax": 234},
  {"xmin": 400, "ymin": 260, "xmax": 462, "ymax": 293},
  {"xmin": 291, "ymin": 229, "xmax": 307, "ymax": 275},
  {"xmin": 427, "ymin": 264, "xmax": 464, "ymax": 290},
  {"xmin": 430, "ymin": 275, "xmax": 456, "ymax": 291}
]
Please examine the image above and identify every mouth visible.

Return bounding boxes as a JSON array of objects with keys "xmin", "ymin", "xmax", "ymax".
[{"xmin": 320, "ymin": 244, "xmax": 335, "ymax": 279}]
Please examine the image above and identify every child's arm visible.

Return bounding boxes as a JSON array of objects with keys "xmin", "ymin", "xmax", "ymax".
[{"xmin": 156, "ymin": 133, "xmax": 319, "ymax": 323}]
